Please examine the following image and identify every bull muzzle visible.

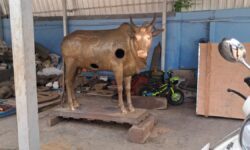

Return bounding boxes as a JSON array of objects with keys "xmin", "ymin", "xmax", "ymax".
[{"xmin": 137, "ymin": 50, "xmax": 148, "ymax": 58}]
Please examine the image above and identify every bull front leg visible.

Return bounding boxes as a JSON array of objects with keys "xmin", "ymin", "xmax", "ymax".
[
  {"xmin": 71, "ymin": 84, "xmax": 80, "ymax": 108},
  {"xmin": 65, "ymin": 58, "xmax": 78, "ymax": 111},
  {"xmin": 113, "ymin": 68, "xmax": 127, "ymax": 114},
  {"xmin": 124, "ymin": 76, "xmax": 135, "ymax": 112}
]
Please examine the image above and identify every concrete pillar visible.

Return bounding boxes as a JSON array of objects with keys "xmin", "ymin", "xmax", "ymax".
[
  {"xmin": 62, "ymin": 0, "xmax": 68, "ymax": 36},
  {"xmin": 9, "ymin": 0, "xmax": 40, "ymax": 149},
  {"xmin": 161, "ymin": 0, "xmax": 167, "ymax": 71}
]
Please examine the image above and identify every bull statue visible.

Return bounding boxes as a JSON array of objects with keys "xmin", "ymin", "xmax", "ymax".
[{"xmin": 61, "ymin": 16, "xmax": 163, "ymax": 114}]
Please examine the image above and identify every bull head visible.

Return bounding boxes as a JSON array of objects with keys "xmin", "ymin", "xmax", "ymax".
[{"xmin": 129, "ymin": 15, "xmax": 164, "ymax": 59}]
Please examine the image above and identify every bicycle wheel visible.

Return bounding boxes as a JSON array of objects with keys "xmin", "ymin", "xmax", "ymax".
[
  {"xmin": 166, "ymin": 89, "xmax": 184, "ymax": 105},
  {"xmin": 138, "ymin": 85, "xmax": 153, "ymax": 96}
]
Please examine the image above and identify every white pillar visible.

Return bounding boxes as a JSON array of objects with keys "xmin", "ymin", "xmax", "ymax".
[
  {"xmin": 62, "ymin": 0, "xmax": 67, "ymax": 100},
  {"xmin": 9, "ymin": 0, "xmax": 40, "ymax": 150},
  {"xmin": 62, "ymin": 0, "xmax": 68, "ymax": 36},
  {"xmin": 161, "ymin": 0, "xmax": 167, "ymax": 71}
]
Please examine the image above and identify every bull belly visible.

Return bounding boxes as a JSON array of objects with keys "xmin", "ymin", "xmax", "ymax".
[{"xmin": 78, "ymin": 63, "xmax": 137, "ymax": 77}]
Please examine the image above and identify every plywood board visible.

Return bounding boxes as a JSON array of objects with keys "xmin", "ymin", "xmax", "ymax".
[{"xmin": 197, "ymin": 43, "xmax": 250, "ymax": 119}]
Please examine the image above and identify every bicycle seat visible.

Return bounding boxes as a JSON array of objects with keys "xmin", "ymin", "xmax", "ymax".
[{"xmin": 244, "ymin": 77, "xmax": 250, "ymax": 87}]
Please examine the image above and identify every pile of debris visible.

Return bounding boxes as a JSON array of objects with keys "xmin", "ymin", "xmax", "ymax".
[
  {"xmin": 75, "ymin": 70, "xmax": 116, "ymax": 97},
  {"xmin": 0, "ymin": 41, "xmax": 62, "ymax": 112},
  {"xmin": 0, "ymin": 40, "xmax": 13, "ymax": 83},
  {"xmin": 35, "ymin": 43, "xmax": 62, "ymax": 89}
]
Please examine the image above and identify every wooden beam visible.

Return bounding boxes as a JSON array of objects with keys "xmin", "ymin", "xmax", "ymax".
[
  {"xmin": 161, "ymin": 0, "xmax": 167, "ymax": 71},
  {"xmin": 9, "ymin": 0, "xmax": 40, "ymax": 149}
]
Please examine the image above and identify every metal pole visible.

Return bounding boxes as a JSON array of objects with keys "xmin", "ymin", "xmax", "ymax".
[
  {"xmin": 9, "ymin": 0, "xmax": 40, "ymax": 149},
  {"xmin": 62, "ymin": 0, "xmax": 67, "ymax": 36},
  {"xmin": 161, "ymin": 0, "xmax": 167, "ymax": 71}
]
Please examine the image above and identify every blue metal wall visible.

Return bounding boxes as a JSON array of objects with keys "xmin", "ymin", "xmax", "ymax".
[
  {"xmin": 2, "ymin": 20, "xmax": 64, "ymax": 55},
  {"xmin": 2, "ymin": 8, "xmax": 250, "ymax": 71},
  {"xmin": 166, "ymin": 8, "xmax": 250, "ymax": 71}
]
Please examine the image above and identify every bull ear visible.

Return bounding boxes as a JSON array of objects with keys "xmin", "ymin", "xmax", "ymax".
[{"xmin": 152, "ymin": 28, "xmax": 164, "ymax": 37}]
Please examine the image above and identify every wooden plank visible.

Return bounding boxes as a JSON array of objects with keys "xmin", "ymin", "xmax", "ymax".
[
  {"xmin": 132, "ymin": 96, "xmax": 167, "ymax": 110},
  {"xmin": 38, "ymin": 99, "xmax": 60, "ymax": 110},
  {"xmin": 51, "ymin": 96, "xmax": 150, "ymax": 125},
  {"xmin": 48, "ymin": 115, "xmax": 62, "ymax": 126},
  {"xmin": 9, "ymin": 0, "xmax": 40, "ymax": 149},
  {"xmin": 53, "ymin": 106, "xmax": 149, "ymax": 125},
  {"xmin": 86, "ymin": 90, "xmax": 114, "ymax": 97},
  {"xmin": 197, "ymin": 43, "xmax": 250, "ymax": 119},
  {"xmin": 150, "ymin": 42, "xmax": 161, "ymax": 71},
  {"xmin": 38, "ymin": 92, "xmax": 60, "ymax": 103}
]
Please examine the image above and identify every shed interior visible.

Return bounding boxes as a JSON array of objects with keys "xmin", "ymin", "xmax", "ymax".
[{"xmin": 0, "ymin": 0, "xmax": 249, "ymax": 149}]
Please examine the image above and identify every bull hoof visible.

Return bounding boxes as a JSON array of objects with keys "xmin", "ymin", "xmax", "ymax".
[
  {"xmin": 128, "ymin": 106, "xmax": 135, "ymax": 112},
  {"xmin": 69, "ymin": 105, "xmax": 76, "ymax": 111},
  {"xmin": 121, "ymin": 107, "xmax": 128, "ymax": 114},
  {"xmin": 73, "ymin": 101, "xmax": 80, "ymax": 108}
]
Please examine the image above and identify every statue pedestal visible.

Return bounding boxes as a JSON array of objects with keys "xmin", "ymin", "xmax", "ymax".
[{"xmin": 49, "ymin": 95, "xmax": 157, "ymax": 143}]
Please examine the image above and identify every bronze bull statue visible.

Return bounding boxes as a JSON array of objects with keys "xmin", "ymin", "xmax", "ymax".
[{"xmin": 61, "ymin": 16, "xmax": 163, "ymax": 114}]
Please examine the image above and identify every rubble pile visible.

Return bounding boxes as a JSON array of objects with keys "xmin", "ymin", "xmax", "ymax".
[{"xmin": 0, "ymin": 41, "xmax": 63, "ymax": 99}]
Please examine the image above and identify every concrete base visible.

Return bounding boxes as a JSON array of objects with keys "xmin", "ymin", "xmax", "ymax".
[
  {"xmin": 0, "ymin": 98, "xmax": 243, "ymax": 150},
  {"xmin": 128, "ymin": 115, "xmax": 156, "ymax": 143}
]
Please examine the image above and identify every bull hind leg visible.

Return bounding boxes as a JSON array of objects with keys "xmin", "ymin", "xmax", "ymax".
[
  {"xmin": 71, "ymin": 68, "xmax": 80, "ymax": 108},
  {"xmin": 124, "ymin": 76, "xmax": 135, "ymax": 112},
  {"xmin": 113, "ymin": 69, "xmax": 127, "ymax": 114},
  {"xmin": 65, "ymin": 58, "xmax": 78, "ymax": 111}
]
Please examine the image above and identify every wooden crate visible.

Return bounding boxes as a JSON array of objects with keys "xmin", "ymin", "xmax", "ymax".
[{"xmin": 197, "ymin": 43, "xmax": 250, "ymax": 119}]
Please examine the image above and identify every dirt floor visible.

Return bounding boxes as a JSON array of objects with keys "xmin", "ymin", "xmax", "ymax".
[{"xmin": 0, "ymin": 97, "xmax": 242, "ymax": 150}]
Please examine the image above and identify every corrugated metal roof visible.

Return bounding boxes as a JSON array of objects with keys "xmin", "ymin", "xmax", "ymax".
[{"xmin": 0, "ymin": 0, "xmax": 250, "ymax": 17}]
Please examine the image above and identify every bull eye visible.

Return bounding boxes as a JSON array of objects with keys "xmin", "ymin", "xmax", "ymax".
[
  {"xmin": 135, "ymin": 35, "xmax": 142, "ymax": 41},
  {"xmin": 115, "ymin": 49, "xmax": 125, "ymax": 59},
  {"xmin": 90, "ymin": 63, "xmax": 99, "ymax": 69},
  {"xmin": 145, "ymin": 35, "xmax": 151, "ymax": 40}
]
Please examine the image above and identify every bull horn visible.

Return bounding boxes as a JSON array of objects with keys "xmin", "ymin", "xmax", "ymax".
[
  {"xmin": 130, "ymin": 16, "xmax": 138, "ymax": 28},
  {"xmin": 146, "ymin": 14, "xmax": 156, "ymax": 28}
]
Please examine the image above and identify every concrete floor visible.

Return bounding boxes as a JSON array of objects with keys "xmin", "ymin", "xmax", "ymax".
[{"xmin": 0, "ymin": 98, "xmax": 242, "ymax": 150}]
